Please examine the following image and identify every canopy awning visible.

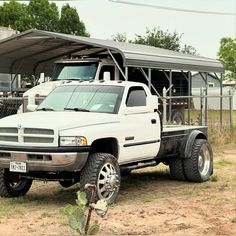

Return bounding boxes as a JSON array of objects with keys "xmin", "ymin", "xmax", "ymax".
[{"xmin": 0, "ymin": 29, "xmax": 224, "ymax": 76}]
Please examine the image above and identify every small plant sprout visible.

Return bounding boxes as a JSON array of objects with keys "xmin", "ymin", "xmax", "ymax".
[{"xmin": 60, "ymin": 184, "xmax": 108, "ymax": 235}]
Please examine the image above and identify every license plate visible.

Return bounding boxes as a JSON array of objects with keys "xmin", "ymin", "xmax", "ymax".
[{"xmin": 10, "ymin": 161, "xmax": 27, "ymax": 173}]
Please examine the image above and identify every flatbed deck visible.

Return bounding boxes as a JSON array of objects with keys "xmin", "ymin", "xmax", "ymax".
[{"xmin": 162, "ymin": 125, "xmax": 207, "ymax": 132}]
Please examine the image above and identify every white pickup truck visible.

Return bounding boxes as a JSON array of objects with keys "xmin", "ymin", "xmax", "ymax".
[{"xmin": 0, "ymin": 81, "xmax": 213, "ymax": 204}]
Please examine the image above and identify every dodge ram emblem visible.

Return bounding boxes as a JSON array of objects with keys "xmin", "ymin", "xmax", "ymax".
[{"xmin": 17, "ymin": 124, "xmax": 22, "ymax": 129}]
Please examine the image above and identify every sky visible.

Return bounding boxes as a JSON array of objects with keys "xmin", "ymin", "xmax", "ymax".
[{"xmin": 1, "ymin": 0, "xmax": 236, "ymax": 59}]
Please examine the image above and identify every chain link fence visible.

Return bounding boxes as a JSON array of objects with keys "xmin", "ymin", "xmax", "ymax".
[{"xmin": 0, "ymin": 97, "xmax": 23, "ymax": 118}]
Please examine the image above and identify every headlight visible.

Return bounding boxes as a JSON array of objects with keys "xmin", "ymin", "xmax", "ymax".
[{"xmin": 60, "ymin": 136, "xmax": 87, "ymax": 147}]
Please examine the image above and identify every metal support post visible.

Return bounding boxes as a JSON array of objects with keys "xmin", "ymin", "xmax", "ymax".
[
  {"xmin": 168, "ymin": 70, "xmax": 172, "ymax": 122},
  {"xmin": 200, "ymin": 88, "xmax": 204, "ymax": 125},
  {"xmin": 107, "ymin": 49, "xmax": 127, "ymax": 80},
  {"xmin": 125, "ymin": 67, "xmax": 128, "ymax": 81},
  {"xmin": 220, "ymin": 73, "xmax": 223, "ymax": 127},
  {"xmin": 229, "ymin": 90, "xmax": 233, "ymax": 129},
  {"xmin": 148, "ymin": 68, "xmax": 151, "ymax": 90},
  {"xmin": 163, "ymin": 87, "xmax": 167, "ymax": 125},
  {"xmin": 188, "ymin": 71, "xmax": 191, "ymax": 125},
  {"xmin": 204, "ymin": 73, "xmax": 208, "ymax": 125},
  {"xmin": 140, "ymin": 68, "xmax": 162, "ymax": 100}
]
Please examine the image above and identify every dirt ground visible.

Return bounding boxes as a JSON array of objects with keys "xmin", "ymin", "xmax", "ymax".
[{"xmin": 0, "ymin": 147, "xmax": 235, "ymax": 236}]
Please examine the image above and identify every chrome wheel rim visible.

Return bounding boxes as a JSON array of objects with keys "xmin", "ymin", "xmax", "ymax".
[
  {"xmin": 9, "ymin": 173, "xmax": 24, "ymax": 189},
  {"xmin": 97, "ymin": 163, "xmax": 120, "ymax": 201},
  {"xmin": 198, "ymin": 143, "xmax": 211, "ymax": 176}
]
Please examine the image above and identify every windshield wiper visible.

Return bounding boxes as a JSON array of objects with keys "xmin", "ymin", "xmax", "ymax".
[
  {"xmin": 64, "ymin": 108, "xmax": 90, "ymax": 112},
  {"xmin": 37, "ymin": 107, "xmax": 55, "ymax": 111}
]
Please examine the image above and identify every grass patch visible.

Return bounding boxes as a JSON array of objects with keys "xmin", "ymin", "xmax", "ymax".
[
  {"xmin": 184, "ymin": 110, "xmax": 236, "ymax": 147},
  {"xmin": 209, "ymin": 125, "xmax": 236, "ymax": 146},
  {"xmin": 210, "ymin": 174, "xmax": 219, "ymax": 182},
  {"xmin": 218, "ymin": 183, "xmax": 230, "ymax": 191},
  {"xmin": 232, "ymin": 217, "xmax": 236, "ymax": 224},
  {"xmin": 0, "ymin": 198, "xmax": 27, "ymax": 217},
  {"xmin": 186, "ymin": 110, "xmax": 236, "ymax": 127},
  {"xmin": 215, "ymin": 159, "xmax": 233, "ymax": 167}
]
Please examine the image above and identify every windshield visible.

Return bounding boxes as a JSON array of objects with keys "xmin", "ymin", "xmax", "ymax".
[
  {"xmin": 51, "ymin": 62, "xmax": 98, "ymax": 81},
  {"xmin": 37, "ymin": 85, "xmax": 124, "ymax": 114}
]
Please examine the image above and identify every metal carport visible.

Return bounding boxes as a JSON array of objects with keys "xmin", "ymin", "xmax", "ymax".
[{"xmin": 0, "ymin": 29, "xmax": 224, "ymax": 76}]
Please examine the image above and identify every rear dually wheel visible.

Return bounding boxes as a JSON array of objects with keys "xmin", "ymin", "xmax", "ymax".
[{"xmin": 183, "ymin": 139, "xmax": 213, "ymax": 182}]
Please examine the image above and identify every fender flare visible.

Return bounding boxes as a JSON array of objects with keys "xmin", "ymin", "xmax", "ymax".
[{"xmin": 183, "ymin": 130, "xmax": 207, "ymax": 158}]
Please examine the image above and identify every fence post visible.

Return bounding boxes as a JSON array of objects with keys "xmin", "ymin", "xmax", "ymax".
[
  {"xmin": 229, "ymin": 90, "xmax": 233, "ymax": 129},
  {"xmin": 163, "ymin": 87, "xmax": 167, "ymax": 125},
  {"xmin": 220, "ymin": 74, "xmax": 223, "ymax": 128},
  {"xmin": 200, "ymin": 88, "xmax": 205, "ymax": 126}
]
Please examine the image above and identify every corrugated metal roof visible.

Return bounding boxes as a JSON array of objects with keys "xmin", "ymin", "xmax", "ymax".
[{"xmin": 0, "ymin": 29, "xmax": 224, "ymax": 76}]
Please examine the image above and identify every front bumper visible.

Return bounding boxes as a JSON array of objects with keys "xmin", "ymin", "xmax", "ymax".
[{"xmin": 0, "ymin": 146, "xmax": 90, "ymax": 172}]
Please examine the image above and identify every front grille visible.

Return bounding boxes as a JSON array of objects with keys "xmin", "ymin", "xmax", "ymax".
[
  {"xmin": 24, "ymin": 137, "xmax": 54, "ymax": 143},
  {"xmin": 0, "ymin": 128, "xmax": 18, "ymax": 133},
  {"xmin": 24, "ymin": 128, "xmax": 54, "ymax": 135},
  {"xmin": 0, "ymin": 127, "xmax": 18, "ymax": 142},
  {"xmin": 0, "ymin": 136, "xmax": 18, "ymax": 142},
  {"xmin": 0, "ymin": 127, "xmax": 55, "ymax": 144}
]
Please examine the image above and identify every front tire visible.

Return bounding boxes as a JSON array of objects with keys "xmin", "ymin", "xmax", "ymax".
[
  {"xmin": 80, "ymin": 153, "xmax": 120, "ymax": 204},
  {"xmin": 0, "ymin": 169, "xmax": 32, "ymax": 197},
  {"xmin": 183, "ymin": 139, "xmax": 213, "ymax": 182}
]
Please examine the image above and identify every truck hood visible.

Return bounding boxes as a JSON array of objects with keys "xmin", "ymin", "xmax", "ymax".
[
  {"xmin": 23, "ymin": 80, "xmax": 79, "ymax": 97},
  {"xmin": 0, "ymin": 112, "xmax": 119, "ymax": 131}
]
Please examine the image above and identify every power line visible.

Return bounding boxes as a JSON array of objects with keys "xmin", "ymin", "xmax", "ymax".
[{"xmin": 109, "ymin": 0, "xmax": 236, "ymax": 16}]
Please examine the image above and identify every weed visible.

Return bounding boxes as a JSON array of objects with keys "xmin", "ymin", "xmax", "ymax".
[
  {"xmin": 215, "ymin": 159, "xmax": 233, "ymax": 167},
  {"xmin": 210, "ymin": 175, "xmax": 219, "ymax": 182},
  {"xmin": 60, "ymin": 189, "xmax": 108, "ymax": 235},
  {"xmin": 232, "ymin": 217, "xmax": 236, "ymax": 223},
  {"xmin": 40, "ymin": 212, "xmax": 51, "ymax": 218},
  {"xmin": 218, "ymin": 183, "xmax": 229, "ymax": 191},
  {"xmin": 209, "ymin": 124, "xmax": 236, "ymax": 146}
]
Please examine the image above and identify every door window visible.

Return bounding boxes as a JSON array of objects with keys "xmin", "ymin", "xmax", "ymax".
[{"xmin": 126, "ymin": 87, "xmax": 146, "ymax": 107}]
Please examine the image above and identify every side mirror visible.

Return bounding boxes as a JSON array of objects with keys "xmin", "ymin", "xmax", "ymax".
[
  {"xmin": 147, "ymin": 95, "xmax": 158, "ymax": 111},
  {"xmin": 27, "ymin": 95, "xmax": 37, "ymax": 112},
  {"xmin": 103, "ymin": 72, "xmax": 111, "ymax": 81},
  {"xmin": 27, "ymin": 104, "xmax": 38, "ymax": 112}
]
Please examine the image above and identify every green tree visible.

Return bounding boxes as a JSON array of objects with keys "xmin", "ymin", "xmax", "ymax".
[
  {"xmin": 112, "ymin": 33, "xmax": 127, "ymax": 42},
  {"xmin": 181, "ymin": 44, "xmax": 197, "ymax": 55},
  {"xmin": 133, "ymin": 27, "xmax": 182, "ymax": 51},
  {"xmin": 58, "ymin": 4, "xmax": 89, "ymax": 36},
  {"xmin": 218, "ymin": 37, "xmax": 236, "ymax": 80},
  {"xmin": 0, "ymin": 0, "xmax": 89, "ymax": 36},
  {"xmin": 112, "ymin": 27, "xmax": 197, "ymax": 55},
  {"xmin": 0, "ymin": 0, "xmax": 30, "ymax": 31},
  {"xmin": 27, "ymin": 0, "xmax": 59, "ymax": 32}
]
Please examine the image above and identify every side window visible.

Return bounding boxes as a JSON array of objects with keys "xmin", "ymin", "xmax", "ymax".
[
  {"xmin": 99, "ymin": 65, "xmax": 115, "ymax": 80},
  {"xmin": 126, "ymin": 87, "xmax": 146, "ymax": 107}
]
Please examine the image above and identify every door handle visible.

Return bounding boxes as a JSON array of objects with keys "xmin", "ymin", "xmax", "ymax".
[{"xmin": 151, "ymin": 119, "xmax": 156, "ymax": 124}]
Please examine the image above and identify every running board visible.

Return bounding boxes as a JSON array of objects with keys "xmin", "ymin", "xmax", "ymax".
[{"xmin": 120, "ymin": 160, "xmax": 157, "ymax": 172}]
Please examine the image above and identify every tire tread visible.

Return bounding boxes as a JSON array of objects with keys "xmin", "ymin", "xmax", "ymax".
[
  {"xmin": 183, "ymin": 139, "xmax": 212, "ymax": 182},
  {"xmin": 169, "ymin": 158, "xmax": 186, "ymax": 181}
]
